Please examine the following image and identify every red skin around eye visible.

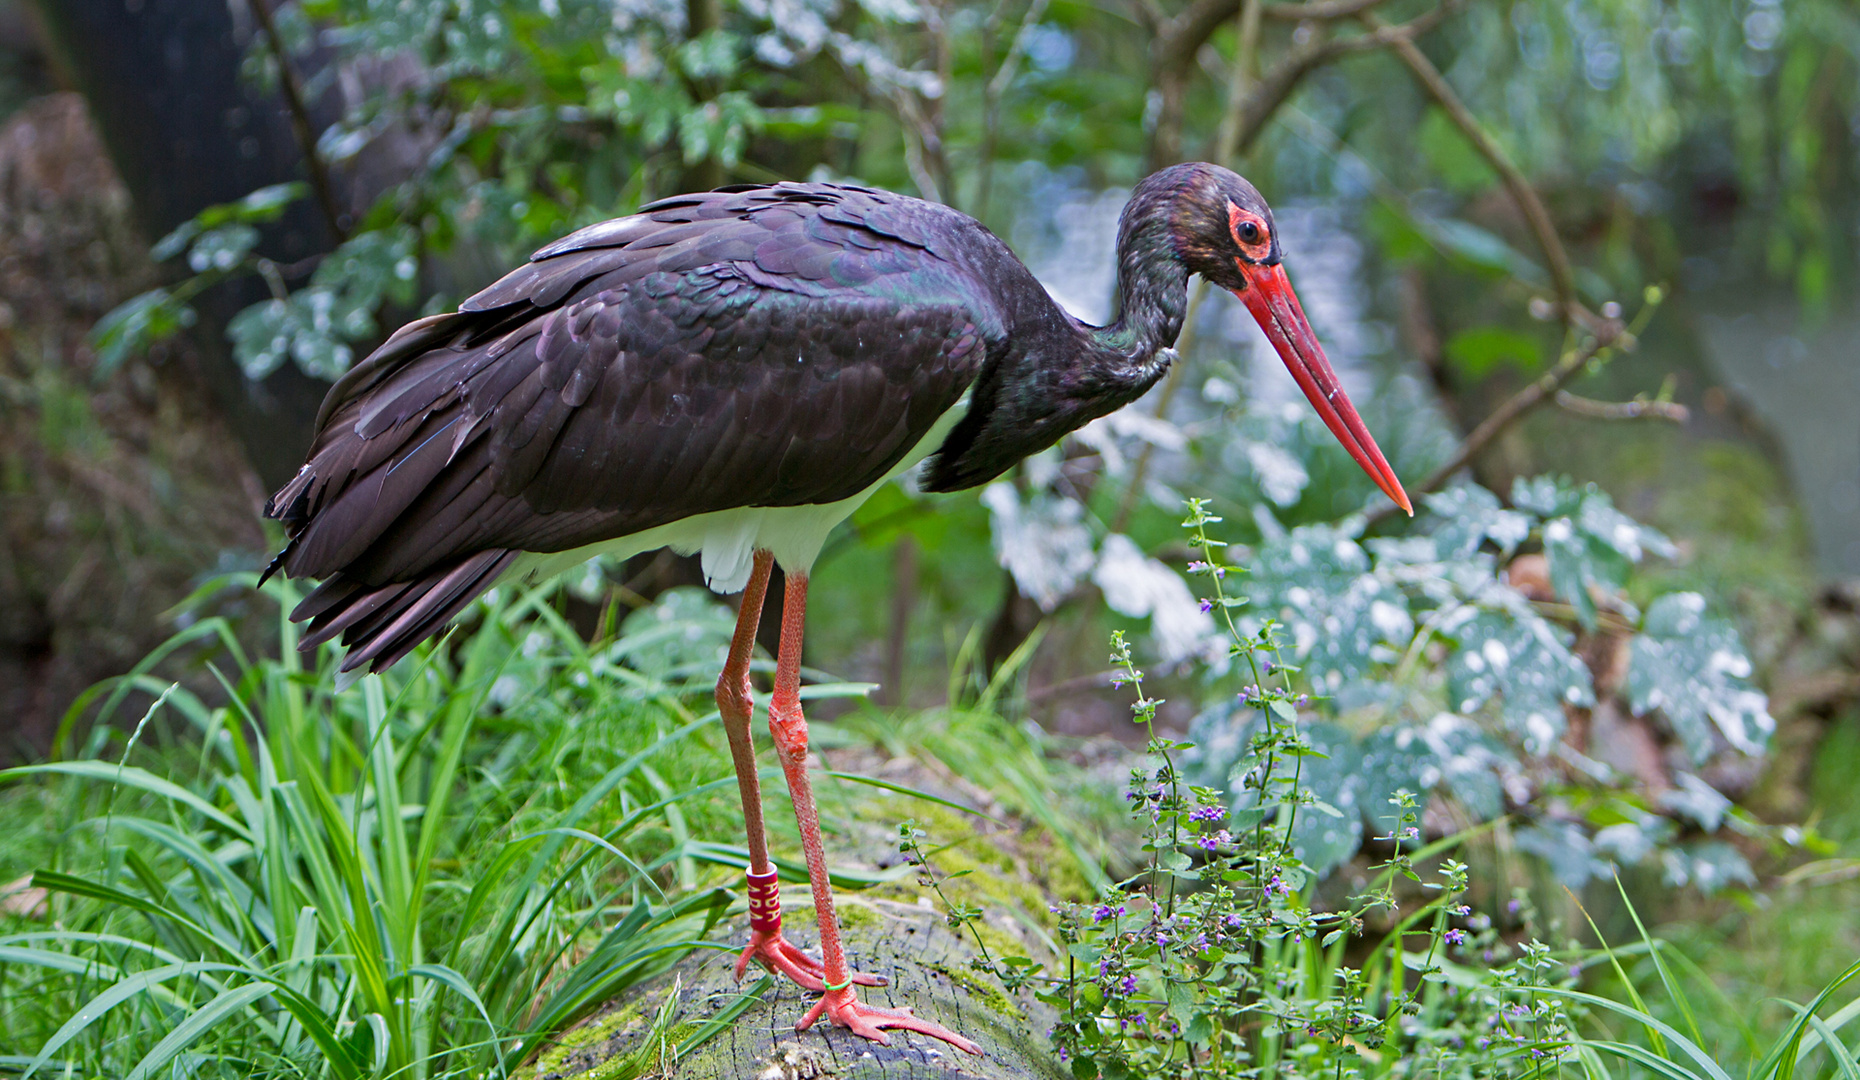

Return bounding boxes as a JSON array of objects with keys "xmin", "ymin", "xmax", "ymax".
[{"xmin": 1227, "ymin": 202, "xmax": 1270, "ymax": 251}]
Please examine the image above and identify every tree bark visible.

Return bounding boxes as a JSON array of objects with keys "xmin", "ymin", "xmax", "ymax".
[{"xmin": 521, "ymin": 899, "xmax": 1066, "ymax": 1080}]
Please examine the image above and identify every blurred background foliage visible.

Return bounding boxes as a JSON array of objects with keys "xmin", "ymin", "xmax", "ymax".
[{"xmin": 1, "ymin": 0, "xmax": 1859, "ymax": 1069}]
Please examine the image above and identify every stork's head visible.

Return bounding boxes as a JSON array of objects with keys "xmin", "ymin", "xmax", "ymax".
[{"xmin": 1147, "ymin": 163, "xmax": 1413, "ymax": 516}]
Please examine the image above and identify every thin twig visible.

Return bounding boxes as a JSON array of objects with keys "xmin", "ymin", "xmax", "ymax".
[
  {"xmin": 249, "ymin": 0, "xmax": 348, "ymax": 242},
  {"xmin": 1553, "ymin": 391, "xmax": 1688, "ymax": 423},
  {"xmin": 1364, "ymin": 319, "xmax": 1627, "ymax": 525},
  {"xmin": 1263, "ymin": 0, "xmax": 1386, "ymax": 18},
  {"xmin": 1230, "ymin": 1, "xmax": 1458, "ymax": 155},
  {"xmin": 1366, "ymin": 12, "xmax": 1582, "ymax": 326},
  {"xmin": 1025, "ymin": 670, "xmax": 1120, "ymax": 704},
  {"xmin": 1147, "ymin": 0, "xmax": 1397, "ymax": 164}
]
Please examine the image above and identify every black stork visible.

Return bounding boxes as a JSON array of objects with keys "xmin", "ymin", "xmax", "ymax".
[{"xmin": 261, "ymin": 161, "xmax": 1411, "ymax": 1054}]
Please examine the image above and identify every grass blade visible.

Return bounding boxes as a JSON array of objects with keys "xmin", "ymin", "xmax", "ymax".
[
  {"xmin": 121, "ymin": 982, "xmax": 273, "ymax": 1080},
  {"xmin": 1532, "ymin": 987, "xmax": 1733, "ymax": 1080},
  {"xmin": 22, "ymin": 962, "xmax": 234, "ymax": 1080},
  {"xmin": 0, "ymin": 763, "xmax": 250, "ymax": 841}
]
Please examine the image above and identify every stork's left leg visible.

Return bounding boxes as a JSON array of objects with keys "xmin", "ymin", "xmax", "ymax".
[{"xmin": 767, "ymin": 570, "xmax": 983, "ymax": 1055}]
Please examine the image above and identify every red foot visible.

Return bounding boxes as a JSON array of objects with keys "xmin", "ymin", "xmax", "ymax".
[
  {"xmin": 734, "ymin": 927, "xmax": 883, "ymax": 991},
  {"xmin": 797, "ymin": 986, "xmax": 984, "ymax": 1056},
  {"xmin": 736, "ymin": 869, "xmax": 881, "ymax": 992}
]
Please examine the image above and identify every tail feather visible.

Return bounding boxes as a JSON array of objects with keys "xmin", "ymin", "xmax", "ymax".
[
  {"xmin": 292, "ymin": 550, "xmax": 519, "ymax": 676},
  {"xmin": 298, "ymin": 577, "xmax": 415, "ymax": 650}
]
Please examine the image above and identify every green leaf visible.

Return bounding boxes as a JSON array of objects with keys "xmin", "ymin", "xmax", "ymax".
[
  {"xmin": 1425, "ymin": 484, "xmax": 1532, "ymax": 561},
  {"xmin": 1444, "ymin": 326, "xmax": 1543, "ymax": 377},
  {"xmin": 1164, "ymin": 979, "xmax": 1198, "ymax": 1027},
  {"xmin": 1443, "ymin": 603, "xmax": 1592, "ymax": 751},
  {"xmin": 1423, "ymin": 215, "xmax": 1545, "ymax": 284},
  {"xmin": 186, "ymin": 224, "xmax": 260, "ymax": 273},
  {"xmin": 1417, "ymin": 107, "xmax": 1499, "ymax": 193},
  {"xmin": 1356, "ymin": 725, "xmax": 1434, "ymax": 831},
  {"xmin": 1628, "ymin": 593, "xmax": 1774, "ymax": 761},
  {"xmin": 310, "ymin": 225, "xmax": 420, "ymax": 317},
  {"xmin": 227, "ymin": 298, "xmax": 299, "ymax": 381},
  {"xmin": 1515, "ymin": 478, "xmax": 1672, "ymax": 628},
  {"xmin": 1513, "ymin": 820, "xmax": 1608, "ymax": 889},
  {"xmin": 88, "ymin": 289, "xmax": 196, "ymax": 380},
  {"xmin": 1245, "ymin": 524, "xmax": 1410, "ymax": 690}
]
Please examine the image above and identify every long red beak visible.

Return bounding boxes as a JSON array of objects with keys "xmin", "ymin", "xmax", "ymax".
[{"xmin": 1234, "ymin": 263, "xmax": 1412, "ymax": 515}]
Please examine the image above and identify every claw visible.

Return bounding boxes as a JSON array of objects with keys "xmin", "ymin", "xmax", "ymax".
[
  {"xmin": 796, "ymin": 986, "xmax": 984, "ymax": 1056},
  {"xmin": 735, "ymin": 928, "xmax": 884, "ymax": 991}
]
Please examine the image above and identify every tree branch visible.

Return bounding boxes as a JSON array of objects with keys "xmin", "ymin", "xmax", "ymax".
[
  {"xmin": 249, "ymin": 0, "xmax": 347, "ymax": 242},
  {"xmin": 1262, "ymin": 0, "xmax": 1387, "ymax": 18},
  {"xmin": 1554, "ymin": 391, "xmax": 1688, "ymax": 423},
  {"xmin": 1365, "ymin": 318, "xmax": 1629, "ymax": 525},
  {"xmin": 1146, "ymin": 0, "xmax": 1395, "ymax": 165},
  {"xmin": 1228, "ymin": 1, "xmax": 1456, "ymax": 155},
  {"xmin": 1365, "ymin": 12, "xmax": 1585, "ymax": 326}
]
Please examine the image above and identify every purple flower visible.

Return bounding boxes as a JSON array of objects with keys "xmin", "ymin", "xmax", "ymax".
[
  {"xmin": 1118, "ymin": 974, "xmax": 1138, "ymax": 995},
  {"xmin": 1267, "ymin": 874, "xmax": 1289, "ymax": 896},
  {"xmin": 1239, "ymin": 685, "xmax": 1262, "ymax": 703},
  {"xmin": 1451, "ymin": 904, "xmax": 1472, "ymax": 916},
  {"xmin": 1507, "ymin": 899, "xmax": 1522, "ymax": 914},
  {"xmin": 1196, "ymin": 829, "xmax": 1232, "ymax": 851},
  {"xmin": 1198, "ymin": 598, "xmax": 1213, "ymax": 613},
  {"xmin": 1569, "ymin": 964, "xmax": 1583, "ymax": 981},
  {"xmin": 1224, "ymin": 913, "xmax": 1244, "ymax": 929},
  {"xmin": 1093, "ymin": 903, "xmax": 1126, "ymax": 923},
  {"xmin": 1445, "ymin": 929, "xmax": 1467, "ymax": 945},
  {"xmin": 1189, "ymin": 804, "xmax": 1228, "ymax": 823}
]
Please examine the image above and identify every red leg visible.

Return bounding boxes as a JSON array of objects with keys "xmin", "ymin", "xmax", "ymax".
[
  {"xmin": 717, "ymin": 551, "xmax": 879, "ymax": 992},
  {"xmin": 768, "ymin": 570, "xmax": 983, "ymax": 1055}
]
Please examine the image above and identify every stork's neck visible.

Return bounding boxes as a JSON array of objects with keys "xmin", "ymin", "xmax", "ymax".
[{"xmin": 1079, "ymin": 189, "xmax": 1189, "ymax": 395}]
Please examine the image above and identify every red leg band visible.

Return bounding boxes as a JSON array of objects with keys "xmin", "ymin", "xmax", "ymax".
[{"xmin": 746, "ymin": 869, "xmax": 783, "ymax": 935}]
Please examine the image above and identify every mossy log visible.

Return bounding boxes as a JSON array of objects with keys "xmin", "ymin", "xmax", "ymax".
[{"xmin": 520, "ymin": 896, "xmax": 1068, "ymax": 1079}]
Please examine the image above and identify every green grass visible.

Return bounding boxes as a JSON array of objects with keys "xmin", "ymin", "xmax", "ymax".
[
  {"xmin": 1541, "ymin": 879, "xmax": 1860, "ymax": 1080},
  {"xmin": 3, "ymin": 572, "xmax": 1859, "ymax": 1080},
  {"xmin": 0, "ymin": 575, "xmax": 781, "ymax": 1079},
  {"xmin": 0, "ymin": 573, "xmax": 1116, "ymax": 1079}
]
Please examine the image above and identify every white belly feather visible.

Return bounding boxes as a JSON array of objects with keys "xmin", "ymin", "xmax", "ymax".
[{"xmin": 504, "ymin": 395, "xmax": 968, "ymax": 595}]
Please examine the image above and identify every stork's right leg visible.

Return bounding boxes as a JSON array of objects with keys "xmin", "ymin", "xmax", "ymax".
[{"xmin": 718, "ymin": 550, "xmax": 880, "ymax": 991}]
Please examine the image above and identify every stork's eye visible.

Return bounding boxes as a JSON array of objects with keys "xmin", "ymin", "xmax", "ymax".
[{"xmin": 1238, "ymin": 221, "xmax": 1261, "ymax": 244}]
